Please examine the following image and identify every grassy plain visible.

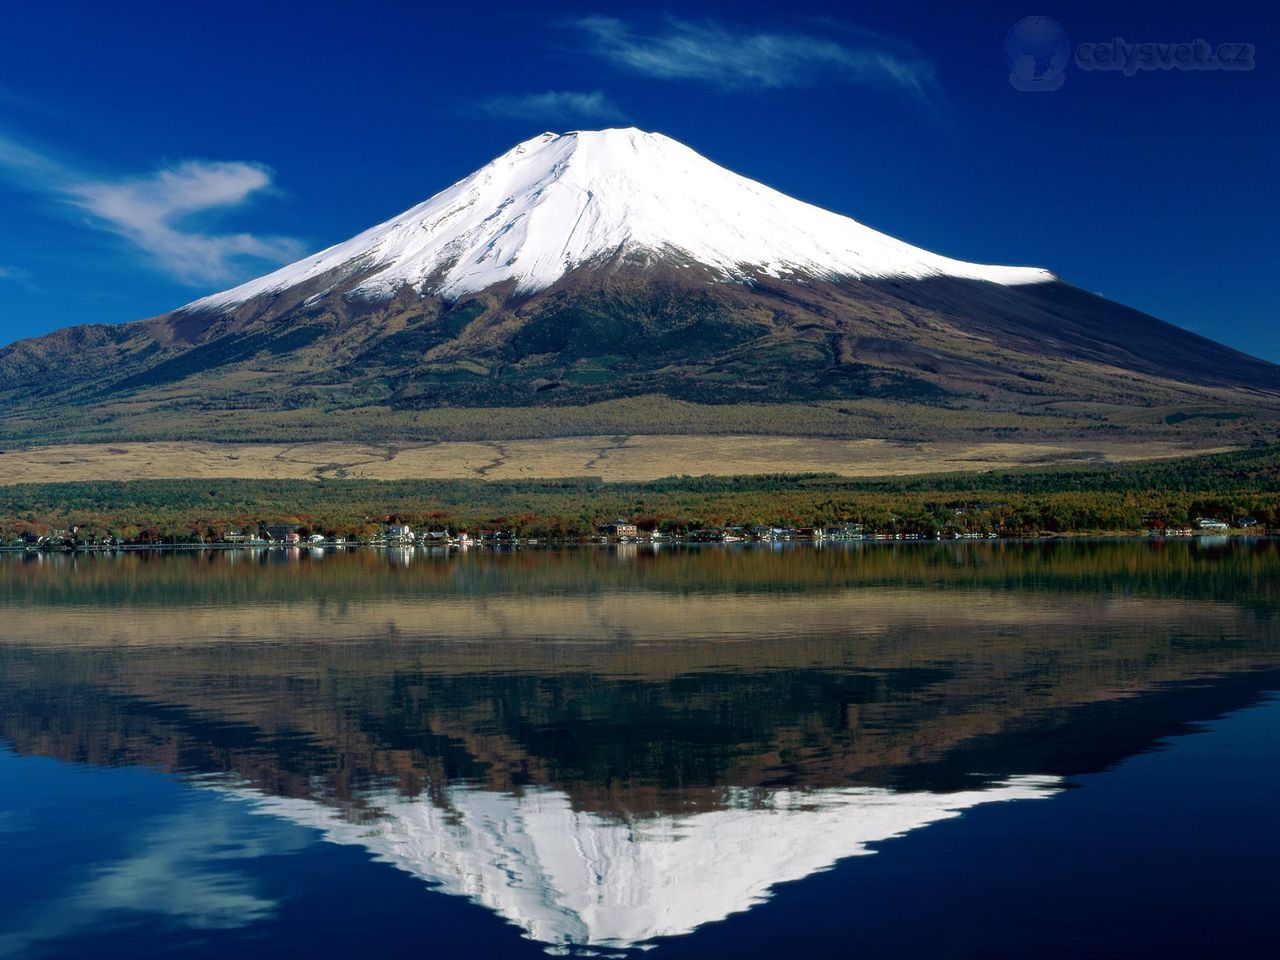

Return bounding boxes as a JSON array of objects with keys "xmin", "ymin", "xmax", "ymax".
[{"xmin": 0, "ymin": 435, "xmax": 1236, "ymax": 485}]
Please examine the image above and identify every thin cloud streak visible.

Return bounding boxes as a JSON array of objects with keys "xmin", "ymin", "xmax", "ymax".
[
  {"xmin": 567, "ymin": 16, "xmax": 935, "ymax": 100},
  {"xmin": 0, "ymin": 133, "xmax": 305, "ymax": 285},
  {"xmin": 476, "ymin": 90, "xmax": 625, "ymax": 123},
  {"xmin": 0, "ymin": 265, "xmax": 38, "ymax": 292}
]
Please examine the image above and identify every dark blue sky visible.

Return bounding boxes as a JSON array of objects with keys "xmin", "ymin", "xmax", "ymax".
[{"xmin": 1, "ymin": 1, "xmax": 1275, "ymax": 358}]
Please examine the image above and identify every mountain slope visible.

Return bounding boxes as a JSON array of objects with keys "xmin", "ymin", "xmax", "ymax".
[{"xmin": 0, "ymin": 128, "xmax": 1276, "ymax": 455}]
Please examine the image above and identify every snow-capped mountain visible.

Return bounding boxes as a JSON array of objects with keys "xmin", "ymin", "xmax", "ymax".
[
  {"xmin": 188, "ymin": 128, "xmax": 1053, "ymax": 311},
  {"xmin": 3, "ymin": 127, "xmax": 1278, "ymax": 451}
]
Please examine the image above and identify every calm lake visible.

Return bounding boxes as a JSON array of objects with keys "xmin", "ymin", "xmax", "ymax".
[{"xmin": 1, "ymin": 541, "xmax": 1277, "ymax": 958}]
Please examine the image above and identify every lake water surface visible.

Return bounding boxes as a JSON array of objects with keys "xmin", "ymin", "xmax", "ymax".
[{"xmin": 1, "ymin": 541, "xmax": 1277, "ymax": 958}]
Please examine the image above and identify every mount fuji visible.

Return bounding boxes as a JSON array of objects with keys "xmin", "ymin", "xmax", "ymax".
[{"xmin": 1, "ymin": 127, "xmax": 1277, "ymax": 453}]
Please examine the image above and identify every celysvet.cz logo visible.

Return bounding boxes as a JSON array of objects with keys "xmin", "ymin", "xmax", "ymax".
[
  {"xmin": 1005, "ymin": 17, "xmax": 1256, "ymax": 91},
  {"xmin": 1077, "ymin": 38, "xmax": 1255, "ymax": 75}
]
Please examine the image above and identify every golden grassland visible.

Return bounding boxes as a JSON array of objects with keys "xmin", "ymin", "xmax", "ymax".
[{"xmin": 0, "ymin": 435, "xmax": 1237, "ymax": 484}]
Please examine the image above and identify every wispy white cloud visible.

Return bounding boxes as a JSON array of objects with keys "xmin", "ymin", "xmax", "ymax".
[
  {"xmin": 0, "ymin": 132, "xmax": 305, "ymax": 285},
  {"xmin": 65, "ymin": 161, "xmax": 306, "ymax": 285},
  {"xmin": 567, "ymin": 16, "xmax": 935, "ymax": 100},
  {"xmin": 476, "ymin": 89, "xmax": 624, "ymax": 123},
  {"xmin": 0, "ymin": 265, "xmax": 37, "ymax": 291},
  {"xmin": 0, "ymin": 134, "xmax": 55, "ymax": 177}
]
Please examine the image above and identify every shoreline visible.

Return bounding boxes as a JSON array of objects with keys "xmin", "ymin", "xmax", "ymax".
[{"xmin": 3, "ymin": 532, "xmax": 1272, "ymax": 555}]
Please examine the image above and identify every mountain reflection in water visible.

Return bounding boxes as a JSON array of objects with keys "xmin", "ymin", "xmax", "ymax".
[
  {"xmin": 0, "ymin": 541, "xmax": 1277, "ymax": 956},
  {"xmin": 232, "ymin": 778, "xmax": 1059, "ymax": 952}
]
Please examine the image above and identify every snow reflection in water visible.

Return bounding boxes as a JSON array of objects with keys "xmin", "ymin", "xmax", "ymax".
[{"xmin": 234, "ymin": 776, "xmax": 1061, "ymax": 953}]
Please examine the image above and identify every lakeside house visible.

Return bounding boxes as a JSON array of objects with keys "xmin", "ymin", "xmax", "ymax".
[
  {"xmin": 385, "ymin": 524, "xmax": 415, "ymax": 544},
  {"xmin": 264, "ymin": 524, "xmax": 302, "ymax": 544},
  {"xmin": 598, "ymin": 520, "xmax": 638, "ymax": 541}
]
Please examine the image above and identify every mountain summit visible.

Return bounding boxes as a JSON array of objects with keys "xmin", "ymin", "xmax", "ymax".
[
  {"xmin": 1, "ymin": 128, "xmax": 1277, "ymax": 455},
  {"xmin": 189, "ymin": 128, "xmax": 1053, "ymax": 312}
]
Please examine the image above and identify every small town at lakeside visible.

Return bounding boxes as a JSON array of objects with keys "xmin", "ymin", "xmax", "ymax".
[{"xmin": 7, "ymin": 513, "xmax": 1262, "ymax": 552}]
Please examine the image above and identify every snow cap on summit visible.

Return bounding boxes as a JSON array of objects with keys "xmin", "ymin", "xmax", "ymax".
[{"xmin": 188, "ymin": 128, "xmax": 1053, "ymax": 310}]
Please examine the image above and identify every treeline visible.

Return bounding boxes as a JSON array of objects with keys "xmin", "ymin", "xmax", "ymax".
[{"xmin": 2, "ymin": 445, "xmax": 1278, "ymax": 542}]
